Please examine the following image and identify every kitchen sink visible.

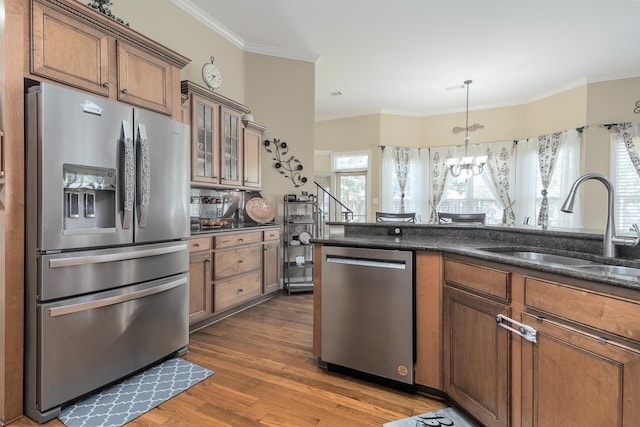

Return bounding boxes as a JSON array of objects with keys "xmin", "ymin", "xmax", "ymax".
[
  {"xmin": 479, "ymin": 248, "xmax": 595, "ymax": 266},
  {"xmin": 480, "ymin": 247, "xmax": 640, "ymax": 280},
  {"xmin": 574, "ymin": 264, "xmax": 640, "ymax": 278}
]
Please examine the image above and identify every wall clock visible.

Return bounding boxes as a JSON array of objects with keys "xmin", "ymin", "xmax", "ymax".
[{"xmin": 202, "ymin": 56, "xmax": 222, "ymax": 90}]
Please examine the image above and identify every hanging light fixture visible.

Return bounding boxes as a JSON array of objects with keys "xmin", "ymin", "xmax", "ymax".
[{"xmin": 445, "ymin": 80, "xmax": 487, "ymax": 179}]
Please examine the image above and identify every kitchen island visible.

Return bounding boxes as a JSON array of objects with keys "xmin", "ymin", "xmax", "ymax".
[{"xmin": 313, "ymin": 222, "xmax": 640, "ymax": 427}]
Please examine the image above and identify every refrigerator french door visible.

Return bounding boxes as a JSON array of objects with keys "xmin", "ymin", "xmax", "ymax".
[{"xmin": 24, "ymin": 83, "xmax": 191, "ymax": 422}]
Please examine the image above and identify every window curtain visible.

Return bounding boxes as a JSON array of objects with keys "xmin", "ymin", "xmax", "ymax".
[
  {"xmin": 427, "ymin": 146, "xmax": 456, "ymax": 223},
  {"xmin": 516, "ymin": 129, "xmax": 582, "ymax": 228},
  {"xmin": 616, "ymin": 122, "xmax": 640, "ymax": 178},
  {"xmin": 478, "ymin": 141, "xmax": 517, "ymax": 225},
  {"xmin": 380, "ymin": 147, "xmax": 429, "ymax": 222},
  {"xmin": 536, "ymin": 132, "xmax": 563, "ymax": 227}
]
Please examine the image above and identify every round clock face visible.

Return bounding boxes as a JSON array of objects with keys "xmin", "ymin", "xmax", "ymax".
[{"xmin": 202, "ymin": 63, "xmax": 222, "ymax": 90}]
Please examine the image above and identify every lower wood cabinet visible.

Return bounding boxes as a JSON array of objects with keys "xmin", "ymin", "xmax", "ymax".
[
  {"xmin": 188, "ymin": 236, "xmax": 212, "ymax": 324},
  {"xmin": 520, "ymin": 312, "xmax": 640, "ymax": 427},
  {"xmin": 443, "ymin": 284, "xmax": 510, "ymax": 427},
  {"xmin": 437, "ymin": 255, "xmax": 640, "ymax": 427},
  {"xmin": 188, "ymin": 227, "xmax": 281, "ymax": 329},
  {"xmin": 188, "ymin": 250, "xmax": 211, "ymax": 324},
  {"xmin": 263, "ymin": 229, "xmax": 280, "ymax": 294}
]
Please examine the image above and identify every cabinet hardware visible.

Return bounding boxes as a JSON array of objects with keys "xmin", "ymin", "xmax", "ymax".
[
  {"xmin": 204, "ymin": 257, "xmax": 211, "ymax": 263},
  {"xmin": 0, "ymin": 130, "xmax": 4, "ymax": 178},
  {"xmin": 102, "ymin": 82, "xmax": 110, "ymax": 89},
  {"xmin": 238, "ymin": 259, "xmax": 244, "ymax": 264},
  {"xmin": 496, "ymin": 314, "xmax": 537, "ymax": 343},
  {"xmin": 122, "ymin": 88, "xmax": 129, "ymax": 95},
  {"xmin": 193, "ymin": 242, "xmax": 200, "ymax": 247}
]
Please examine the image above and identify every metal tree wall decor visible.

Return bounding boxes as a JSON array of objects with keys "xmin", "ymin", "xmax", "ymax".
[
  {"xmin": 264, "ymin": 138, "xmax": 308, "ymax": 187},
  {"xmin": 87, "ymin": 0, "xmax": 129, "ymax": 26}
]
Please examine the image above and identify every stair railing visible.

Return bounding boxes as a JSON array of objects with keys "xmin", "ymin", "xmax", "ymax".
[{"xmin": 314, "ymin": 181, "xmax": 354, "ymax": 237}]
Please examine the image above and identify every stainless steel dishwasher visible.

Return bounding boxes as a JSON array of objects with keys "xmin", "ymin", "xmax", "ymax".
[{"xmin": 321, "ymin": 246, "xmax": 414, "ymax": 384}]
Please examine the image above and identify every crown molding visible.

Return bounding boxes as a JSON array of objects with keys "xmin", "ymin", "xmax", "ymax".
[
  {"xmin": 170, "ymin": 0, "xmax": 318, "ymax": 63},
  {"xmin": 170, "ymin": 0, "xmax": 245, "ymax": 49}
]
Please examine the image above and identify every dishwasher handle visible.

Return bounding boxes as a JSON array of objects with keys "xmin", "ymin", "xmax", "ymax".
[{"xmin": 325, "ymin": 255, "xmax": 407, "ymax": 270}]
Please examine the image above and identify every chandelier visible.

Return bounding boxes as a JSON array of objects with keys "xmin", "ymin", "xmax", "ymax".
[{"xmin": 445, "ymin": 80, "xmax": 487, "ymax": 178}]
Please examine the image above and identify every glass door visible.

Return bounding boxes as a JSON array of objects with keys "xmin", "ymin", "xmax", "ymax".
[{"xmin": 337, "ymin": 172, "xmax": 367, "ymax": 222}]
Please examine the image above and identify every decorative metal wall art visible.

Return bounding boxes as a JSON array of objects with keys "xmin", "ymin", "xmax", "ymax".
[
  {"xmin": 264, "ymin": 138, "xmax": 308, "ymax": 187},
  {"xmin": 87, "ymin": 0, "xmax": 129, "ymax": 27},
  {"xmin": 634, "ymin": 100, "xmax": 640, "ymax": 115}
]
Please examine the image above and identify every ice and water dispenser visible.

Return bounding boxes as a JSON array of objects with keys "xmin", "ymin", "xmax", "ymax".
[{"xmin": 63, "ymin": 164, "xmax": 116, "ymax": 231}]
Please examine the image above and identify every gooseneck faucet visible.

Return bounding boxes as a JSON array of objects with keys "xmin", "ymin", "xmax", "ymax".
[{"xmin": 561, "ymin": 173, "xmax": 640, "ymax": 257}]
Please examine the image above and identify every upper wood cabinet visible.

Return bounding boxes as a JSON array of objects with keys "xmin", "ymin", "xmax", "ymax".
[
  {"xmin": 220, "ymin": 106, "xmax": 243, "ymax": 187},
  {"xmin": 30, "ymin": 0, "xmax": 189, "ymax": 117},
  {"xmin": 244, "ymin": 121, "xmax": 266, "ymax": 189},
  {"xmin": 181, "ymin": 80, "xmax": 266, "ymax": 190},
  {"xmin": 190, "ymin": 93, "xmax": 220, "ymax": 184}
]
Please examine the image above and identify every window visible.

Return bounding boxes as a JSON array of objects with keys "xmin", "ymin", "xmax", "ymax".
[
  {"xmin": 331, "ymin": 151, "xmax": 370, "ymax": 222},
  {"xmin": 439, "ymin": 174, "xmax": 503, "ymax": 224},
  {"xmin": 380, "ymin": 147, "xmax": 429, "ymax": 222},
  {"xmin": 611, "ymin": 136, "xmax": 640, "ymax": 233}
]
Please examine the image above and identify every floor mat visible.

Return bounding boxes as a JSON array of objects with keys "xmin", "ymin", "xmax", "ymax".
[
  {"xmin": 383, "ymin": 407, "xmax": 479, "ymax": 427},
  {"xmin": 59, "ymin": 357, "xmax": 213, "ymax": 427}
]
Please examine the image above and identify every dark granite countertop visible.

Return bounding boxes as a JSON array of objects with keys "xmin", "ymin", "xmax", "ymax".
[{"xmin": 314, "ymin": 223, "xmax": 640, "ymax": 292}]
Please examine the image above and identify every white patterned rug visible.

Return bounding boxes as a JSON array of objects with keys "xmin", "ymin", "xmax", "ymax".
[
  {"xmin": 384, "ymin": 407, "xmax": 478, "ymax": 427},
  {"xmin": 59, "ymin": 358, "xmax": 213, "ymax": 427}
]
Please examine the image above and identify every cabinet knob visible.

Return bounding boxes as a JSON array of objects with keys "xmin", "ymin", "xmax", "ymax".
[
  {"xmin": 238, "ymin": 259, "xmax": 244, "ymax": 264},
  {"xmin": 102, "ymin": 82, "xmax": 110, "ymax": 89},
  {"xmin": 193, "ymin": 242, "xmax": 200, "ymax": 247},
  {"xmin": 122, "ymin": 88, "xmax": 129, "ymax": 95},
  {"xmin": 237, "ymin": 288, "xmax": 244, "ymax": 293}
]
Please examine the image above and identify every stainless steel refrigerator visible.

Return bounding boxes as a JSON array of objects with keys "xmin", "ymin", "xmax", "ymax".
[{"xmin": 24, "ymin": 83, "xmax": 190, "ymax": 422}]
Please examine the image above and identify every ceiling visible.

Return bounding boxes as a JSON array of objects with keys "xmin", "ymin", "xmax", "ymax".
[{"xmin": 173, "ymin": 0, "xmax": 640, "ymax": 121}]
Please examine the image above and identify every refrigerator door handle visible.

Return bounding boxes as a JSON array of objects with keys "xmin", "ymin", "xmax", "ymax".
[
  {"xmin": 137, "ymin": 123, "xmax": 151, "ymax": 228},
  {"xmin": 121, "ymin": 120, "xmax": 135, "ymax": 229},
  {"xmin": 48, "ymin": 276, "xmax": 187, "ymax": 317},
  {"xmin": 48, "ymin": 243, "xmax": 187, "ymax": 268}
]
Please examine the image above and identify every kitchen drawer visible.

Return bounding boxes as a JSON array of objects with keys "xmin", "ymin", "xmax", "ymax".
[
  {"xmin": 214, "ymin": 245, "xmax": 262, "ymax": 280},
  {"xmin": 189, "ymin": 236, "xmax": 211, "ymax": 252},
  {"xmin": 524, "ymin": 276, "xmax": 640, "ymax": 341},
  {"xmin": 444, "ymin": 258, "xmax": 510, "ymax": 301},
  {"xmin": 263, "ymin": 228, "xmax": 281, "ymax": 241},
  {"xmin": 214, "ymin": 271, "xmax": 261, "ymax": 312},
  {"xmin": 214, "ymin": 231, "xmax": 262, "ymax": 248}
]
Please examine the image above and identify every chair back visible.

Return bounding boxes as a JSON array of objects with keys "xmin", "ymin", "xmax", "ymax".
[
  {"xmin": 438, "ymin": 212, "xmax": 486, "ymax": 225},
  {"xmin": 375, "ymin": 212, "xmax": 416, "ymax": 223}
]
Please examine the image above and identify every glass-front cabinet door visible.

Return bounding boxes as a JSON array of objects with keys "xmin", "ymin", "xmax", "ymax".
[
  {"xmin": 220, "ymin": 106, "xmax": 243, "ymax": 186},
  {"xmin": 190, "ymin": 94, "xmax": 219, "ymax": 184}
]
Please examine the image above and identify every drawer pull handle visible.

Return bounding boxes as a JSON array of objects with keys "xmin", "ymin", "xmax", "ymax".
[
  {"xmin": 238, "ymin": 259, "xmax": 244, "ymax": 264},
  {"xmin": 193, "ymin": 242, "xmax": 200, "ymax": 247},
  {"xmin": 238, "ymin": 238, "xmax": 244, "ymax": 242},
  {"xmin": 237, "ymin": 288, "xmax": 244, "ymax": 293}
]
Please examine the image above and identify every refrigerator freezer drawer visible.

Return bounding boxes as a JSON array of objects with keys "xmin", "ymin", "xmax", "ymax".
[
  {"xmin": 37, "ymin": 273, "xmax": 188, "ymax": 413},
  {"xmin": 39, "ymin": 241, "xmax": 188, "ymax": 301}
]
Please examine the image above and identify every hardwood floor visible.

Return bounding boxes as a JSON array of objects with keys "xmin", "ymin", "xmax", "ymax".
[{"xmin": 15, "ymin": 293, "xmax": 445, "ymax": 426}]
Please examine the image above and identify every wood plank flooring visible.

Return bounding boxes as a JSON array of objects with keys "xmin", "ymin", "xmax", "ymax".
[{"xmin": 15, "ymin": 293, "xmax": 445, "ymax": 426}]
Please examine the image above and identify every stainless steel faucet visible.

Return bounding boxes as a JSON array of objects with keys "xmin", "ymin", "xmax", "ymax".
[{"xmin": 561, "ymin": 173, "xmax": 640, "ymax": 257}]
